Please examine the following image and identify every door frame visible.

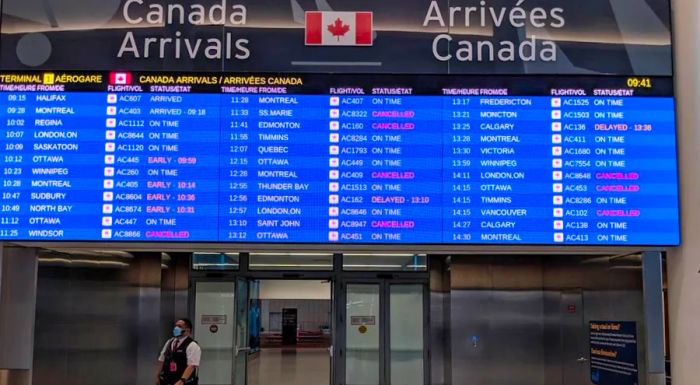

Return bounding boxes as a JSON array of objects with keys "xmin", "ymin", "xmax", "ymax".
[
  {"xmin": 337, "ymin": 276, "xmax": 430, "ymax": 385},
  {"xmin": 188, "ymin": 253, "xmax": 431, "ymax": 385},
  {"xmin": 188, "ymin": 278, "xmax": 238, "ymax": 385}
]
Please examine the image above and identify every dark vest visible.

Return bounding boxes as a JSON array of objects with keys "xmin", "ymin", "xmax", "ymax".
[{"xmin": 160, "ymin": 337, "xmax": 199, "ymax": 385}]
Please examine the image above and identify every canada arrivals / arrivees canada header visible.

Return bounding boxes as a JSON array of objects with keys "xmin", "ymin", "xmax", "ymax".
[{"xmin": 116, "ymin": 0, "xmax": 566, "ymax": 63}]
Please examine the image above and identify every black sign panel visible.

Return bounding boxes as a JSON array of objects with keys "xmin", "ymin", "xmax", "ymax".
[
  {"xmin": 282, "ymin": 308, "xmax": 298, "ymax": 345},
  {"xmin": 589, "ymin": 321, "xmax": 639, "ymax": 385}
]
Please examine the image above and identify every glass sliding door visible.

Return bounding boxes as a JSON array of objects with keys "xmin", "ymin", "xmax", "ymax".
[
  {"xmin": 342, "ymin": 281, "xmax": 426, "ymax": 385},
  {"xmin": 194, "ymin": 282, "xmax": 236, "ymax": 385},
  {"xmin": 195, "ymin": 276, "xmax": 337, "ymax": 385},
  {"xmin": 345, "ymin": 284, "xmax": 381, "ymax": 385},
  {"xmin": 389, "ymin": 284, "xmax": 424, "ymax": 385}
]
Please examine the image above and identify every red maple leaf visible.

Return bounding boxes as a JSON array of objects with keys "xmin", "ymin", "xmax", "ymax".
[{"xmin": 327, "ymin": 18, "xmax": 350, "ymax": 41}]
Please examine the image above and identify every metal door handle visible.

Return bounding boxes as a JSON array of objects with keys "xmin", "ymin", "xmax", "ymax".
[
  {"xmin": 577, "ymin": 357, "xmax": 589, "ymax": 363},
  {"xmin": 236, "ymin": 347, "xmax": 251, "ymax": 355}
]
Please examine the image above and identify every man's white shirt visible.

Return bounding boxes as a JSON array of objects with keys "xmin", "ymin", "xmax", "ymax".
[{"xmin": 158, "ymin": 336, "xmax": 201, "ymax": 366}]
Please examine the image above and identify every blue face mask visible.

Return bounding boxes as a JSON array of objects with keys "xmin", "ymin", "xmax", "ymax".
[{"xmin": 173, "ymin": 326, "xmax": 183, "ymax": 337}]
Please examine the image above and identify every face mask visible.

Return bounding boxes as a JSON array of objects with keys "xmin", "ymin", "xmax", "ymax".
[{"xmin": 173, "ymin": 326, "xmax": 183, "ymax": 337}]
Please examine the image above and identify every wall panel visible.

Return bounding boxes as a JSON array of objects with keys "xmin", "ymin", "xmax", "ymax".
[
  {"xmin": 448, "ymin": 256, "xmax": 645, "ymax": 385},
  {"xmin": 32, "ymin": 252, "xmax": 165, "ymax": 385}
]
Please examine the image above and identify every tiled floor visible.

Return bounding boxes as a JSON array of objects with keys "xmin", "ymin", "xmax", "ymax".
[{"xmin": 248, "ymin": 348, "xmax": 331, "ymax": 385}]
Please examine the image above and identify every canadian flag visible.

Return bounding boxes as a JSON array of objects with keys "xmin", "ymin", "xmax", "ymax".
[
  {"xmin": 109, "ymin": 72, "xmax": 132, "ymax": 85},
  {"xmin": 305, "ymin": 11, "xmax": 373, "ymax": 46}
]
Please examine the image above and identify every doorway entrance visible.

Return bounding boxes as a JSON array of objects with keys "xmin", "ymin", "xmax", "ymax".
[
  {"xmin": 340, "ymin": 280, "xmax": 428, "ymax": 385},
  {"xmin": 190, "ymin": 253, "xmax": 429, "ymax": 385},
  {"xmin": 193, "ymin": 278, "xmax": 332, "ymax": 385},
  {"xmin": 247, "ymin": 279, "xmax": 332, "ymax": 385}
]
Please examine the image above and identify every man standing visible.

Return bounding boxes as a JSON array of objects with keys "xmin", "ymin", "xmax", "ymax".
[{"xmin": 157, "ymin": 318, "xmax": 201, "ymax": 385}]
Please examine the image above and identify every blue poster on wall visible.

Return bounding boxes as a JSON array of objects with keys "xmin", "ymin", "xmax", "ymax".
[{"xmin": 589, "ymin": 321, "xmax": 639, "ymax": 385}]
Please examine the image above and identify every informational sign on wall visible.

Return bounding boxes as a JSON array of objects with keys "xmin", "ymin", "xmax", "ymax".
[
  {"xmin": 589, "ymin": 321, "xmax": 639, "ymax": 385},
  {"xmin": 350, "ymin": 316, "xmax": 376, "ymax": 326},
  {"xmin": 201, "ymin": 315, "xmax": 227, "ymax": 325}
]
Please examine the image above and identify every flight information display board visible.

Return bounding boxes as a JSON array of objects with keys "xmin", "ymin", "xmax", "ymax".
[{"xmin": 0, "ymin": 72, "xmax": 679, "ymax": 245}]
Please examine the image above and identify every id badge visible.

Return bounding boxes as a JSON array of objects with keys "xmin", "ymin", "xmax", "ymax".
[{"xmin": 169, "ymin": 362, "xmax": 177, "ymax": 372}]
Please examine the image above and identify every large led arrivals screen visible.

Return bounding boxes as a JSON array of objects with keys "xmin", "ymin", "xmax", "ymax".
[{"xmin": 0, "ymin": 0, "xmax": 680, "ymax": 245}]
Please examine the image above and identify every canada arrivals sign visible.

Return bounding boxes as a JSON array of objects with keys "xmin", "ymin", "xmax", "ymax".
[
  {"xmin": 0, "ymin": 0, "xmax": 673, "ymax": 74},
  {"xmin": 113, "ymin": 1, "xmax": 564, "ymax": 62}
]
